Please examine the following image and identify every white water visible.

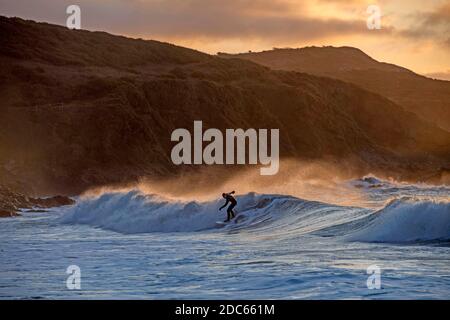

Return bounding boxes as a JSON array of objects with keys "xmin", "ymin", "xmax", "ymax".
[{"xmin": 1, "ymin": 177, "xmax": 449, "ymax": 299}]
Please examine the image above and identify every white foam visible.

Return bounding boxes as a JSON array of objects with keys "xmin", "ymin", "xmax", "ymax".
[
  {"xmin": 347, "ymin": 198, "xmax": 450, "ymax": 242},
  {"xmin": 60, "ymin": 191, "xmax": 273, "ymax": 233},
  {"xmin": 60, "ymin": 189, "xmax": 450, "ymax": 242},
  {"xmin": 59, "ymin": 190, "xmax": 350, "ymax": 234}
]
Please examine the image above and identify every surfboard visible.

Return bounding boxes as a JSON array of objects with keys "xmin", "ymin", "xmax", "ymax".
[{"xmin": 216, "ymin": 213, "xmax": 242, "ymax": 226}]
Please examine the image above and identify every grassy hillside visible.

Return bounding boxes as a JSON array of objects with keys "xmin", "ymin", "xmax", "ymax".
[
  {"xmin": 223, "ymin": 46, "xmax": 450, "ymax": 132},
  {"xmin": 1, "ymin": 17, "xmax": 449, "ymax": 194}
]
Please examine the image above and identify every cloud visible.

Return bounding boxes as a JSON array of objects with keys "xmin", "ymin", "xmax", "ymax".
[
  {"xmin": 422, "ymin": 1, "xmax": 450, "ymax": 26},
  {"xmin": 85, "ymin": 0, "xmax": 377, "ymax": 42},
  {"xmin": 394, "ymin": 1, "xmax": 450, "ymax": 47},
  {"xmin": 425, "ymin": 70, "xmax": 450, "ymax": 81},
  {"xmin": 0, "ymin": 0, "xmax": 447, "ymax": 68},
  {"xmin": 0, "ymin": 0, "xmax": 447, "ymax": 75},
  {"xmin": 0, "ymin": 0, "xmax": 383, "ymax": 42}
]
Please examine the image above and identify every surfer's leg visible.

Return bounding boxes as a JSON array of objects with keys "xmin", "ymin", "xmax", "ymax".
[
  {"xmin": 226, "ymin": 209, "xmax": 232, "ymax": 221},
  {"xmin": 228, "ymin": 203, "xmax": 236, "ymax": 219}
]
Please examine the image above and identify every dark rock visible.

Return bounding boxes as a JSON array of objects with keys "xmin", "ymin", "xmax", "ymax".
[
  {"xmin": 29, "ymin": 195, "xmax": 76, "ymax": 208},
  {"xmin": 0, "ymin": 209, "xmax": 21, "ymax": 218},
  {"xmin": 0, "ymin": 185, "xmax": 75, "ymax": 218}
]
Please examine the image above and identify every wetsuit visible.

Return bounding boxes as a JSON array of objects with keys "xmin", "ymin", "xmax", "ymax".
[{"xmin": 220, "ymin": 193, "xmax": 237, "ymax": 221}]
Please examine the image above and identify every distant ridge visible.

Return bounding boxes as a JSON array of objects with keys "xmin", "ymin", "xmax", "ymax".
[{"xmin": 223, "ymin": 46, "xmax": 450, "ymax": 131}]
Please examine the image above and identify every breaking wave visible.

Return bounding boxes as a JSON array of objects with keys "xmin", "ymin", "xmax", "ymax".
[
  {"xmin": 60, "ymin": 185, "xmax": 450, "ymax": 243},
  {"xmin": 345, "ymin": 198, "xmax": 450, "ymax": 243}
]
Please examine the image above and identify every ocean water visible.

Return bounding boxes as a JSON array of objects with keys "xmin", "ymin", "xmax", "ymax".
[{"xmin": 1, "ymin": 177, "xmax": 449, "ymax": 299}]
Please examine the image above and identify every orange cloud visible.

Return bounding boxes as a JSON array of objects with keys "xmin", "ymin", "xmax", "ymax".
[{"xmin": 0, "ymin": 0, "xmax": 448, "ymax": 73}]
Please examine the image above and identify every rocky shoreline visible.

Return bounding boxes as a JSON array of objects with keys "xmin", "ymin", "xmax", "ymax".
[{"xmin": 0, "ymin": 185, "xmax": 75, "ymax": 218}]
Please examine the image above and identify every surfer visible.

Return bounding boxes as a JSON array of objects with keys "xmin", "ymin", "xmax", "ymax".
[{"xmin": 219, "ymin": 191, "xmax": 237, "ymax": 222}]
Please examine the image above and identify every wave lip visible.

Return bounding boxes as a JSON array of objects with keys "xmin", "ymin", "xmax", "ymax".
[
  {"xmin": 346, "ymin": 198, "xmax": 450, "ymax": 243},
  {"xmin": 60, "ymin": 190, "xmax": 450, "ymax": 243},
  {"xmin": 60, "ymin": 191, "xmax": 223, "ymax": 233},
  {"xmin": 59, "ymin": 191, "xmax": 288, "ymax": 233},
  {"xmin": 59, "ymin": 191, "xmax": 359, "ymax": 234}
]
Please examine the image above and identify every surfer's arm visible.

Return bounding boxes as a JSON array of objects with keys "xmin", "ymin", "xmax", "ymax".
[{"xmin": 219, "ymin": 200, "xmax": 229, "ymax": 211}]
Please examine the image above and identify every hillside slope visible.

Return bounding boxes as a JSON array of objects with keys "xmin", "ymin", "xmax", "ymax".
[
  {"xmin": 1, "ymin": 17, "xmax": 449, "ymax": 194},
  {"xmin": 223, "ymin": 46, "xmax": 450, "ymax": 131}
]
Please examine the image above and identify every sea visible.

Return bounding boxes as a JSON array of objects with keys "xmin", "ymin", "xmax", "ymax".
[{"xmin": 1, "ymin": 176, "xmax": 449, "ymax": 299}]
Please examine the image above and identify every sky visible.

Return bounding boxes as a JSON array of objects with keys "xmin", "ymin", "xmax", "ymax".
[{"xmin": 1, "ymin": 0, "xmax": 449, "ymax": 79}]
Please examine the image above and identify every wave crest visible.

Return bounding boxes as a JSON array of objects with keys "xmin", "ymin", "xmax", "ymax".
[
  {"xmin": 60, "ymin": 191, "xmax": 280, "ymax": 233},
  {"xmin": 347, "ymin": 198, "xmax": 450, "ymax": 243},
  {"xmin": 60, "ymin": 190, "xmax": 450, "ymax": 243}
]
